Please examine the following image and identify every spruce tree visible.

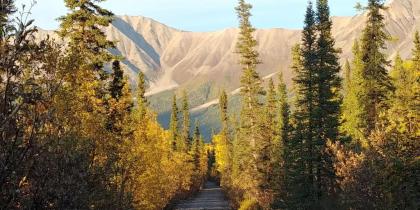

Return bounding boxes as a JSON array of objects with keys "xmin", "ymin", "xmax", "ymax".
[
  {"xmin": 170, "ymin": 94, "xmax": 179, "ymax": 150},
  {"xmin": 343, "ymin": 59, "xmax": 351, "ymax": 94},
  {"xmin": 272, "ymin": 73, "xmax": 291, "ymax": 208},
  {"xmin": 276, "ymin": 72, "xmax": 291, "ymax": 153},
  {"xmin": 58, "ymin": 0, "xmax": 115, "ymax": 73},
  {"xmin": 191, "ymin": 123, "xmax": 202, "ymax": 172},
  {"xmin": 137, "ymin": 71, "xmax": 148, "ymax": 121},
  {"xmin": 234, "ymin": 0, "xmax": 266, "ymax": 205},
  {"xmin": 219, "ymin": 89, "xmax": 229, "ymax": 134},
  {"xmin": 214, "ymin": 89, "xmax": 232, "ymax": 188},
  {"xmin": 314, "ymin": 0, "xmax": 342, "ymax": 199},
  {"xmin": 57, "ymin": 0, "xmax": 116, "ymax": 140},
  {"xmin": 110, "ymin": 60, "xmax": 124, "ymax": 100},
  {"xmin": 181, "ymin": 91, "xmax": 190, "ymax": 152},
  {"xmin": 388, "ymin": 52, "xmax": 418, "ymax": 138},
  {"xmin": 292, "ymin": 2, "xmax": 318, "ymax": 206},
  {"xmin": 107, "ymin": 60, "xmax": 125, "ymax": 131},
  {"xmin": 265, "ymin": 78, "xmax": 277, "ymax": 142},
  {"xmin": 259, "ymin": 78, "xmax": 277, "ymax": 204},
  {"xmin": 413, "ymin": 31, "xmax": 420, "ymax": 70},
  {"xmin": 341, "ymin": 40, "xmax": 366, "ymax": 146},
  {"xmin": 359, "ymin": 0, "xmax": 393, "ymax": 137},
  {"xmin": 57, "ymin": 1, "xmax": 118, "ymax": 207}
]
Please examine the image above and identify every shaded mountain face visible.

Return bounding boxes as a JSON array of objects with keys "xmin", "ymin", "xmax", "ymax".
[{"xmin": 37, "ymin": 0, "xmax": 419, "ymax": 140}]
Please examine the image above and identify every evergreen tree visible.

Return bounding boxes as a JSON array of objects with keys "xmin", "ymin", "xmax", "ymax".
[
  {"xmin": 108, "ymin": 68, "xmax": 134, "ymax": 209},
  {"xmin": 289, "ymin": 0, "xmax": 342, "ymax": 206},
  {"xmin": 56, "ymin": 0, "xmax": 116, "ymax": 142},
  {"xmin": 213, "ymin": 89, "xmax": 232, "ymax": 189},
  {"xmin": 181, "ymin": 90, "xmax": 191, "ymax": 152},
  {"xmin": 170, "ymin": 94, "xmax": 179, "ymax": 150},
  {"xmin": 192, "ymin": 124, "xmax": 202, "ymax": 172},
  {"xmin": 110, "ymin": 60, "xmax": 124, "ymax": 100},
  {"xmin": 58, "ymin": 0, "xmax": 115, "ymax": 74},
  {"xmin": 341, "ymin": 40, "xmax": 366, "ymax": 146},
  {"xmin": 190, "ymin": 123, "xmax": 208, "ymax": 190},
  {"xmin": 291, "ymin": 2, "xmax": 318, "ymax": 206},
  {"xmin": 259, "ymin": 78, "xmax": 277, "ymax": 204},
  {"xmin": 413, "ymin": 31, "xmax": 420, "ymax": 70},
  {"xmin": 276, "ymin": 73, "xmax": 291, "ymax": 154},
  {"xmin": 219, "ymin": 89, "xmax": 229, "ymax": 134},
  {"xmin": 388, "ymin": 52, "xmax": 418, "ymax": 138},
  {"xmin": 343, "ymin": 60, "xmax": 351, "ymax": 94},
  {"xmin": 137, "ymin": 71, "xmax": 148, "ymax": 121},
  {"xmin": 234, "ymin": 0, "xmax": 267, "ymax": 206},
  {"xmin": 107, "ymin": 60, "xmax": 128, "ymax": 132},
  {"xmin": 56, "ymin": 0, "xmax": 119, "ymax": 207},
  {"xmin": 265, "ymin": 78, "xmax": 277, "ymax": 142},
  {"xmin": 272, "ymin": 73, "xmax": 291, "ymax": 208},
  {"xmin": 359, "ymin": 0, "xmax": 393, "ymax": 138},
  {"xmin": 314, "ymin": 0, "xmax": 342, "ymax": 200}
]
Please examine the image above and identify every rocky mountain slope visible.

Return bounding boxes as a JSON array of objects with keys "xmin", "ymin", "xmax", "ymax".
[
  {"xmin": 37, "ymin": 0, "xmax": 419, "ymax": 139},
  {"xmin": 102, "ymin": 0, "xmax": 419, "ymax": 95}
]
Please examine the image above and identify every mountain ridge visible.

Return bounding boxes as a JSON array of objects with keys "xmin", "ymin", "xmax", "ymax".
[
  {"xmin": 35, "ymin": 0, "xmax": 419, "ymax": 139},
  {"xmin": 37, "ymin": 0, "xmax": 419, "ymax": 96}
]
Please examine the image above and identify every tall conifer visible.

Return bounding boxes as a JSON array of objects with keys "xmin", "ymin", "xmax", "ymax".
[
  {"xmin": 314, "ymin": 0, "xmax": 342, "ymax": 199},
  {"xmin": 272, "ymin": 73, "xmax": 291, "ymax": 208},
  {"xmin": 234, "ymin": 0, "xmax": 266, "ymax": 205},
  {"xmin": 181, "ymin": 91, "xmax": 191, "ymax": 152},
  {"xmin": 137, "ymin": 71, "xmax": 148, "ymax": 121},
  {"xmin": 359, "ymin": 0, "xmax": 393, "ymax": 137},
  {"xmin": 213, "ymin": 90, "xmax": 232, "ymax": 188},
  {"xmin": 220, "ymin": 90, "xmax": 229, "ymax": 134},
  {"xmin": 413, "ymin": 31, "xmax": 420, "ymax": 70},
  {"xmin": 170, "ymin": 94, "xmax": 179, "ymax": 150},
  {"xmin": 110, "ymin": 60, "xmax": 124, "ymax": 100},
  {"xmin": 343, "ymin": 60, "xmax": 351, "ymax": 94},
  {"xmin": 292, "ymin": 2, "xmax": 318, "ymax": 206}
]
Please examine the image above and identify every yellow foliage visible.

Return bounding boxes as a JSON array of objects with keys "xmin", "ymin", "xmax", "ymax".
[{"xmin": 213, "ymin": 134, "xmax": 230, "ymax": 175}]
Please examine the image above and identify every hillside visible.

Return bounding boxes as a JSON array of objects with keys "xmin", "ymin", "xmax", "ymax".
[{"xmin": 36, "ymin": 0, "xmax": 420, "ymax": 140}]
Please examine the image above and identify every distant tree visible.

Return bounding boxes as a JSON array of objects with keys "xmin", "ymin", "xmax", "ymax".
[
  {"xmin": 137, "ymin": 71, "xmax": 148, "ymax": 122},
  {"xmin": 413, "ymin": 31, "xmax": 420, "ymax": 70},
  {"xmin": 170, "ymin": 94, "xmax": 179, "ymax": 150},
  {"xmin": 265, "ymin": 78, "xmax": 277, "ymax": 144},
  {"xmin": 111, "ymin": 60, "xmax": 123, "ymax": 96},
  {"xmin": 343, "ymin": 60, "xmax": 351, "ymax": 94},
  {"xmin": 181, "ymin": 90, "xmax": 191, "ymax": 152},
  {"xmin": 271, "ymin": 73, "xmax": 291, "ymax": 209},
  {"xmin": 219, "ymin": 89, "xmax": 229, "ymax": 134},
  {"xmin": 213, "ymin": 89, "xmax": 231, "ymax": 183}
]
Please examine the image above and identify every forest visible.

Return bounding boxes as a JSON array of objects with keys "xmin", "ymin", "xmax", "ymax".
[{"xmin": 0, "ymin": 0, "xmax": 418, "ymax": 209}]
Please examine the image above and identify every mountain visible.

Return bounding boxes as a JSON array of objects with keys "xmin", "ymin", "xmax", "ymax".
[{"xmin": 37, "ymin": 0, "xmax": 420, "ymax": 140}]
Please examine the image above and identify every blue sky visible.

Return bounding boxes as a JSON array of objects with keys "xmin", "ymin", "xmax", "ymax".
[{"xmin": 14, "ymin": 0, "xmax": 367, "ymax": 31}]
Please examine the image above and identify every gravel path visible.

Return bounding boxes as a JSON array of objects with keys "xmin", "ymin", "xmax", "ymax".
[{"xmin": 174, "ymin": 181, "xmax": 230, "ymax": 210}]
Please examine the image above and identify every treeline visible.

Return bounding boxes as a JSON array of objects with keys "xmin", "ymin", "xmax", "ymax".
[
  {"xmin": 213, "ymin": 0, "xmax": 419, "ymax": 209},
  {"xmin": 0, "ymin": 0, "xmax": 207, "ymax": 209}
]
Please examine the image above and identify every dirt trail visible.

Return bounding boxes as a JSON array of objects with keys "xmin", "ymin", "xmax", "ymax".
[{"xmin": 173, "ymin": 181, "xmax": 230, "ymax": 210}]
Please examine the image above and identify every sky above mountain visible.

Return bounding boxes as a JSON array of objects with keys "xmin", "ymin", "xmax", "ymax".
[{"xmin": 15, "ymin": 0, "xmax": 368, "ymax": 31}]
